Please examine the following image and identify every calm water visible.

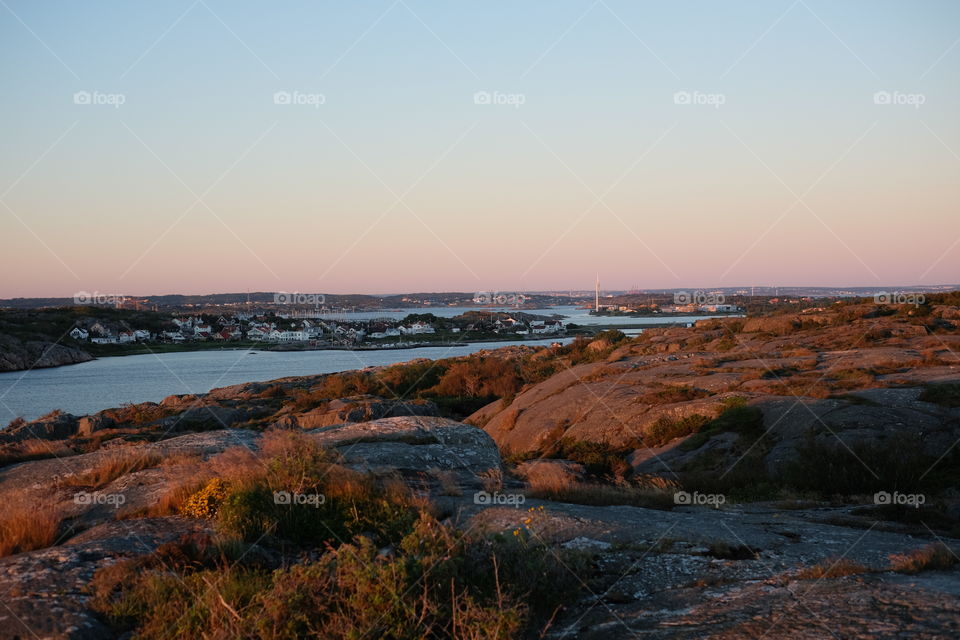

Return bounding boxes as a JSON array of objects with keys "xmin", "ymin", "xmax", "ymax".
[
  {"xmin": 309, "ymin": 304, "xmax": 734, "ymax": 327},
  {"xmin": 0, "ymin": 338, "xmax": 569, "ymax": 423},
  {"xmin": 0, "ymin": 307, "xmax": 737, "ymax": 423}
]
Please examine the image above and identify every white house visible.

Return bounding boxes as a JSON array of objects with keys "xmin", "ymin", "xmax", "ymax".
[
  {"xmin": 701, "ymin": 304, "xmax": 740, "ymax": 313},
  {"xmin": 530, "ymin": 320, "xmax": 564, "ymax": 335},
  {"xmin": 400, "ymin": 322, "xmax": 435, "ymax": 335},
  {"xmin": 69, "ymin": 328, "xmax": 89, "ymax": 341},
  {"xmin": 118, "ymin": 331, "xmax": 135, "ymax": 344},
  {"xmin": 247, "ymin": 327, "xmax": 269, "ymax": 341},
  {"xmin": 133, "ymin": 329, "xmax": 151, "ymax": 341},
  {"xmin": 91, "ymin": 336, "xmax": 117, "ymax": 344}
]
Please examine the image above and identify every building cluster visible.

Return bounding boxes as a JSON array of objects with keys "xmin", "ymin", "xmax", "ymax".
[
  {"xmin": 659, "ymin": 303, "xmax": 743, "ymax": 313},
  {"xmin": 595, "ymin": 302, "xmax": 743, "ymax": 314},
  {"xmin": 67, "ymin": 313, "xmax": 567, "ymax": 347}
]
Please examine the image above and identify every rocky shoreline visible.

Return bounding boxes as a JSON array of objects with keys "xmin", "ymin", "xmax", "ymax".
[
  {"xmin": 1, "ymin": 303, "xmax": 958, "ymax": 638},
  {"xmin": 0, "ymin": 336, "xmax": 93, "ymax": 372}
]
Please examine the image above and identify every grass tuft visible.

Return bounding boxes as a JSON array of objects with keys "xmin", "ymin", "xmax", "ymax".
[{"xmin": 889, "ymin": 543, "xmax": 959, "ymax": 574}]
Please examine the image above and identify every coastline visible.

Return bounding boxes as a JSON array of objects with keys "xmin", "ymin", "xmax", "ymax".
[{"xmin": 0, "ymin": 315, "xmax": 722, "ymax": 373}]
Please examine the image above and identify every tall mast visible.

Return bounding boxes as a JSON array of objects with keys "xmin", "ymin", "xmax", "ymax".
[{"xmin": 595, "ymin": 274, "xmax": 599, "ymax": 312}]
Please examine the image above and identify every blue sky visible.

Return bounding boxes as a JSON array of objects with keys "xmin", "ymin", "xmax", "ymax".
[{"xmin": 1, "ymin": 0, "xmax": 958, "ymax": 296}]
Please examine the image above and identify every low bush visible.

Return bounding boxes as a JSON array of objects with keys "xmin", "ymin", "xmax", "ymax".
[
  {"xmin": 782, "ymin": 435, "xmax": 934, "ymax": 496},
  {"xmin": 644, "ymin": 414, "xmax": 710, "ymax": 448},
  {"xmin": 180, "ymin": 478, "xmax": 229, "ymax": 519},
  {"xmin": 90, "ymin": 515, "xmax": 587, "ymax": 639},
  {"xmin": 171, "ymin": 432, "xmax": 420, "ymax": 549},
  {"xmin": 640, "ymin": 384, "xmax": 713, "ymax": 405},
  {"xmin": 545, "ymin": 438, "xmax": 635, "ymax": 479}
]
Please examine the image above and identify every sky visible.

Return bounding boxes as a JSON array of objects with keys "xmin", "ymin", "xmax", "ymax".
[{"xmin": 1, "ymin": 0, "xmax": 958, "ymax": 297}]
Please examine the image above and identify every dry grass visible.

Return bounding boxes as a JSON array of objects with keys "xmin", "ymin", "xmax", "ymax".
[
  {"xmin": 519, "ymin": 459, "xmax": 674, "ymax": 509},
  {"xmin": 796, "ymin": 557, "xmax": 870, "ymax": 580},
  {"xmin": 521, "ymin": 460, "xmax": 579, "ymax": 495},
  {"xmin": 0, "ymin": 495, "xmax": 66, "ymax": 557},
  {"xmin": 64, "ymin": 450, "xmax": 163, "ymax": 488},
  {"xmin": 889, "ymin": 543, "xmax": 959, "ymax": 574},
  {"xmin": 159, "ymin": 451, "xmax": 205, "ymax": 468},
  {"xmin": 528, "ymin": 480, "xmax": 674, "ymax": 510},
  {"xmin": 208, "ymin": 445, "xmax": 261, "ymax": 481},
  {"xmin": 0, "ymin": 438, "xmax": 77, "ymax": 467},
  {"xmin": 429, "ymin": 468, "xmax": 463, "ymax": 496}
]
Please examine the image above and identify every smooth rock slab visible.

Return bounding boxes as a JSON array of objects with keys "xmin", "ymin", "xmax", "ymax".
[{"xmin": 306, "ymin": 416, "xmax": 503, "ymax": 491}]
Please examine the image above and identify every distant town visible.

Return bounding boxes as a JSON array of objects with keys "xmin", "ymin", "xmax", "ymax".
[{"xmin": 66, "ymin": 310, "xmax": 567, "ymax": 349}]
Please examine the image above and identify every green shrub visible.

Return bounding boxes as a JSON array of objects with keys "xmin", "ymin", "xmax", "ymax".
[
  {"xmin": 782, "ymin": 435, "xmax": 933, "ymax": 496},
  {"xmin": 644, "ymin": 414, "xmax": 710, "ymax": 448},
  {"xmin": 91, "ymin": 515, "xmax": 587, "ymax": 639},
  {"xmin": 180, "ymin": 478, "xmax": 229, "ymax": 519},
  {"xmin": 641, "ymin": 385, "xmax": 713, "ymax": 405},
  {"xmin": 216, "ymin": 476, "xmax": 418, "ymax": 548},
  {"xmin": 546, "ymin": 438, "xmax": 635, "ymax": 479}
]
